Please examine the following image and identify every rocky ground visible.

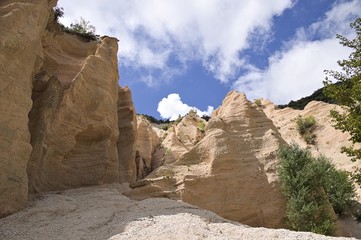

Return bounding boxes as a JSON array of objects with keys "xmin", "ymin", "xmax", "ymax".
[{"xmin": 0, "ymin": 184, "xmax": 357, "ymax": 240}]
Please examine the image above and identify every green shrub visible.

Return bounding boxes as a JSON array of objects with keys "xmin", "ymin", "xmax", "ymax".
[
  {"xmin": 52, "ymin": 6, "xmax": 98, "ymax": 41},
  {"xmin": 254, "ymin": 98, "xmax": 262, "ymax": 106},
  {"xmin": 296, "ymin": 115, "xmax": 317, "ymax": 144},
  {"xmin": 161, "ymin": 124, "xmax": 170, "ymax": 131},
  {"xmin": 198, "ymin": 121, "xmax": 206, "ymax": 133},
  {"xmin": 188, "ymin": 109, "xmax": 197, "ymax": 118},
  {"xmin": 317, "ymin": 159, "xmax": 356, "ymax": 215},
  {"xmin": 278, "ymin": 144, "xmax": 355, "ymax": 235},
  {"xmin": 64, "ymin": 17, "xmax": 99, "ymax": 41}
]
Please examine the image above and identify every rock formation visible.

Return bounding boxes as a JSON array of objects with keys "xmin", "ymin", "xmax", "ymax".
[
  {"xmin": 126, "ymin": 91, "xmax": 287, "ymax": 228},
  {"xmin": 1, "ymin": 0, "xmax": 360, "ymax": 237},
  {"xmin": 261, "ymin": 99, "xmax": 361, "ymax": 201},
  {"xmin": 263, "ymin": 101, "xmax": 361, "ymax": 176},
  {"xmin": 0, "ymin": 0, "xmax": 57, "ymax": 217},
  {"xmin": 152, "ymin": 113, "xmax": 206, "ymax": 168},
  {"xmin": 0, "ymin": 0, "xmax": 137, "ymax": 217},
  {"xmin": 134, "ymin": 116, "xmax": 162, "ymax": 180},
  {"xmin": 27, "ymin": 33, "xmax": 120, "ymax": 192},
  {"xmin": 117, "ymin": 87, "xmax": 137, "ymax": 183}
]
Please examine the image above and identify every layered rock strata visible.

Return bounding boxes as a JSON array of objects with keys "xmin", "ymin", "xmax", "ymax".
[
  {"xmin": 134, "ymin": 116, "xmax": 161, "ymax": 180},
  {"xmin": 0, "ymin": 0, "xmax": 57, "ymax": 217},
  {"xmin": 126, "ymin": 91, "xmax": 287, "ymax": 228},
  {"xmin": 27, "ymin": 33, "xmax": 120, "ymax": 192},
  {"xmin": 0, "ymin": 0, "xmax": 137, "ymax": 217},
  {"xmin": 117, "ymin": 87, "xmax": 137, "ymax": 183},
  {"xmin": 262, "ymin": 100, "xmax": 360, "ymax": 172},
  {"xmin": 152, "ymin": 114, "xmax": 206, "ymax": 169}
]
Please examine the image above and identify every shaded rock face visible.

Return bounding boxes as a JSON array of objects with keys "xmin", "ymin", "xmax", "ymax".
[
  {"xmin": 27, "ymin": 33, "xmax": 120, "ymax": 192},
  {"xmin": 0, "ymin": 0, "xmax": 57, "ymax": 217},
  {"xmin": 0, "ymin": 0, "xmax": 138, "ymax": 217},
  {"xmin": 117, "ymin": 87, "xmax": 137, "ymax": 183},
  {"xmin": 135, "ymin": 116, "xmax": 161, "ymax": 180},
  {"xmin": 126, "ymin": 91, "xmax": 287, "ymax": 228}
]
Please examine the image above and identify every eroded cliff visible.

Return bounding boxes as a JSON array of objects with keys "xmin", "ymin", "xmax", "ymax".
[
  {"xmin": 0, "ymin": 0, "xmax": 57, "ymax": 217},
  {"xmin": 1, "ymin": 1, "xmax": 360, "ymax": 238},
  {"xmin": 126, "ymin": 91, "xmax": 287, "ymax": 228},
  {"xmin": 0, "ymin": 0, "xmax": 137, "ymax": 217},
  {"xmin": 117, "ymin": 87, "xmax": 137, "ymax": 183},
  {"xmin": 27, "ymin": 32, "xmax": 121, "ymax": 192}
]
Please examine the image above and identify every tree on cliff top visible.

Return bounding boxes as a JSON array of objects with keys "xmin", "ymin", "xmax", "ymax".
[
  {"xmin": 53, "ymin": 6, "xmax": 98, "ymax": 41},
  {"xmin": 68, "ymin": 17, "xmax": 96, "ymax": 36},
  {"xmin": 323, "ymin": 18, "xmax": 361, "ymax": 162}
]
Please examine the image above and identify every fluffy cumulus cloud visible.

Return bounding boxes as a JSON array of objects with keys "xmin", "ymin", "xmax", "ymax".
[
  {"xmin": 157, "ymin": 94, "xmax": 214, "ymax": 120},
  {"xmin": 233, "ymin": 0, "xmax": 361, "ymax": 103},
  {"xmin": 57, "ymin": 0, "xmax": 293, "ymax": 85}
]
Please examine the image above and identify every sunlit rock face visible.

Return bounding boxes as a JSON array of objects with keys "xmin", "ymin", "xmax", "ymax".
[{"xmin": 126, "ymin": 91, "xmax": 287, "ymax": 228}]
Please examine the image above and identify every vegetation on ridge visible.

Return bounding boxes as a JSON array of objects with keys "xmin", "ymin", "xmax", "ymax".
[
  {"xmin": 278, "ymin": 144, "xmax": 356, "ymax": 236},
  {"xmin": 53, "ymin": 6, "xmax": 99, "ymax": 41},
  {"xmin": 277, "ymin": 87, "xmax": 335, "ymax": 110}
]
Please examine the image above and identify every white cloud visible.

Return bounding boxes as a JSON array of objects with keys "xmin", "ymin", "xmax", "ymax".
[
  {"xmin": 57, "ymin": 0, "xmax": 293, "ymax": 84},
  {"xmin": 157, "ymin": 93, "xmax": 214, "ymax": 120},
  {"xmin": 233, "ymin": 0, "xmax": 361, "ymax": 104}
]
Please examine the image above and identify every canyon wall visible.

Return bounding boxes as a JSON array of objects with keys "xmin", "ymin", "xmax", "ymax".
[
  {"xmin": 0, "ymin": 0, "xmax": 137, "ymax": 217},
  {"xmin": 117, "ymin": 87, "xmax": 137, "ymax": 183},
  {"xmin": 0, "ymin": 0, "xmax": 57, "ymax": 217},
  {"xmin": 0, "ymin": 1, "xmax": 358, "ymax": 236},
  {"xmin": 27, "ymin": 33, "xmax": 121, "ymax": 192}
]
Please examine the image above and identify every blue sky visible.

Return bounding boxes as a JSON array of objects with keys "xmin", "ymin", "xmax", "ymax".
[{"xmin": 58, "ymin": 0, "xmax": 361, "ymax": 120}]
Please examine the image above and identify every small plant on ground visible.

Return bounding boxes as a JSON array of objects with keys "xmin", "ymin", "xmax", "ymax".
[
  {"xmin": 198, "ymin": 121, "xmax": 206, "ymax": 133},
  {"xmin": 277, "ymin": 144, "xmax": 356, "ymax": 235},
  {"xmin": 254, "ymin": 98, "xmax": 262, "ymax": 107},
  {"xmin": 165, "ymin": 147, "xmax": 171, "ymax": 155},
  {"xmin": 188, "ymin": 109, "xmax": 197, "ymax": 119},
  {"xmin": 296, "ymin": 115, "xmax": 317, "ymax": 144},
  {"xmin": 161, "ymin": 123, "xmax": 170, "ymax": 131}
]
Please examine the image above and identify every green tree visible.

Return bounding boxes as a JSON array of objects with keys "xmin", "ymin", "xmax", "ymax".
[
  {"xmin": 53, "ymin": 6, "xmax": 64, "ymax": 21},
  {"xmin": 64, "ymin": 17, "xmax": 98, "ymax": 41},
  {"xmin": 277, "ymin": 144, "xmax": 355, "ymax": 235},
  {"xmin": 323, "ymin": 18, "xmax": 361, "ymax": 162},
  {"xmin": 68, "ymin": 17, "xmax": 96, "ymax": 35}
]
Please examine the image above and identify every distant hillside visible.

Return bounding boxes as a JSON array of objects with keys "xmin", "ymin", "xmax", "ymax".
[
  {"xmin": 137, "ymin": 113, "xmax": 211, "ymax": 124},
  {"xmin": 137, "ymin": 114, "xmax": 171, "ymax": 124},
  {"xmin": 278, "ymin": 87, "xmax": 335, "ymax": 110}
]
